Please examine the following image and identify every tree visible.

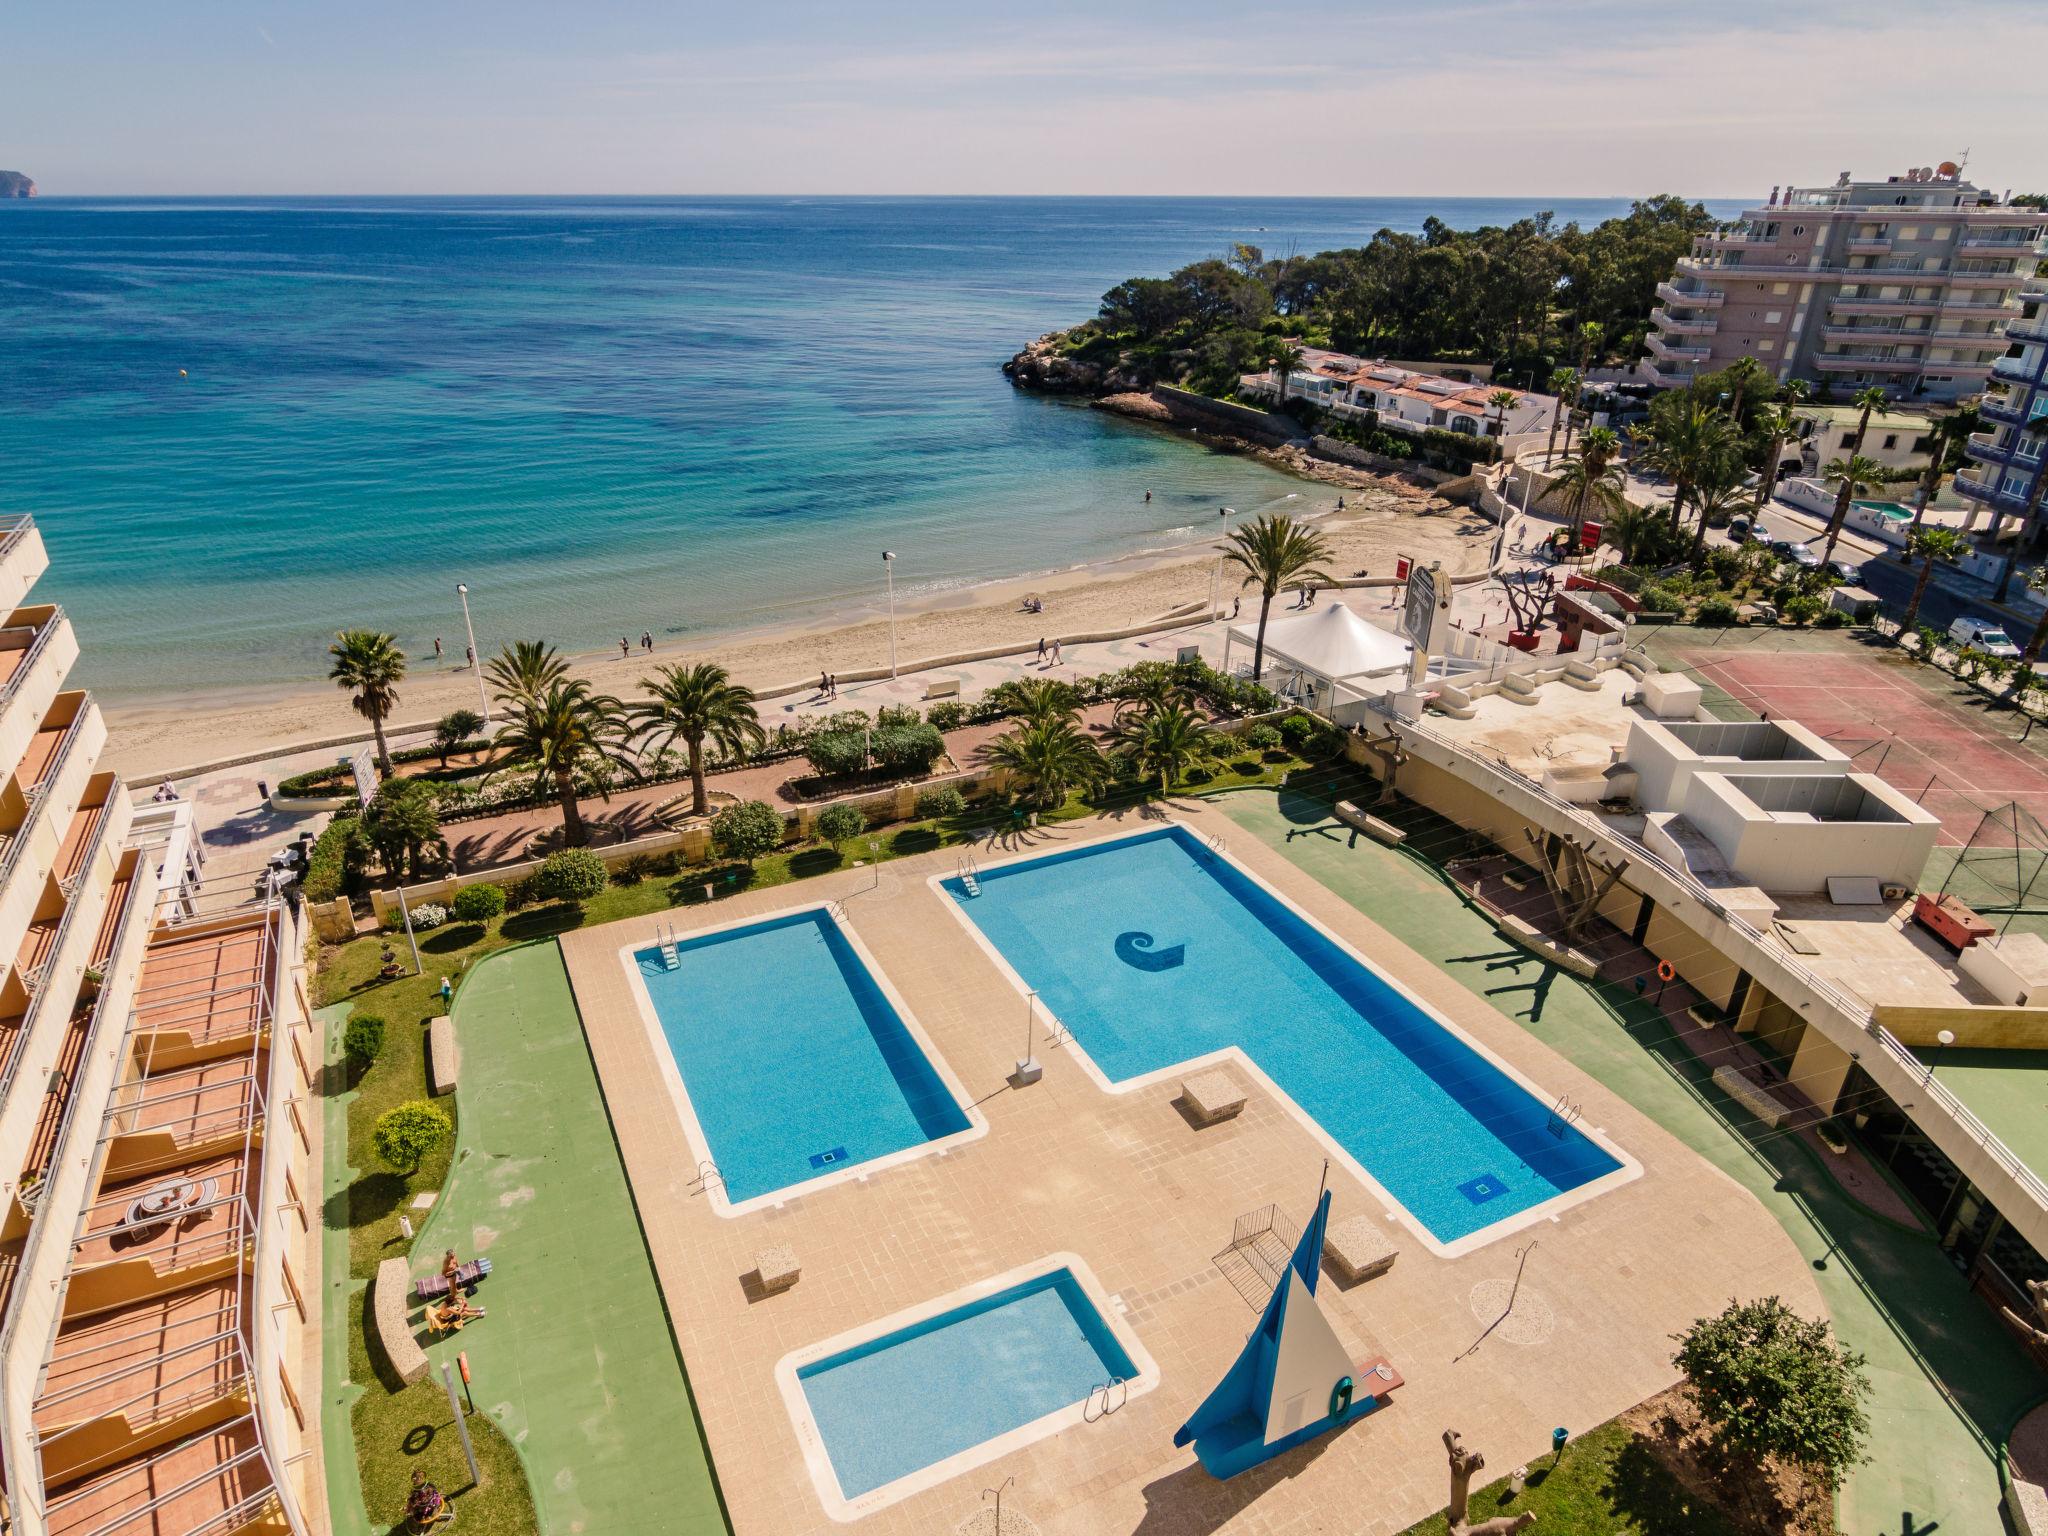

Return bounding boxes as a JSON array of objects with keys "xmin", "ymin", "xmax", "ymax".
[
  {"xmin": 362, "ymin": 779, "xmax": 446, "ymax": 884},
  {"xmin": 1440, "ymin": 1431, "xmax": 1535, "ymax": 1536},
  {"xmin": 1689, "ymin": 466, "xmax": 1751, "ymax": 565},
  {"xmin": 985, "ymin": 718, "xmax": 1107, "ymax": 809},
  {"xmin": 534, "ymin": 847, "xmax": 607, "ymax": 904},
  {"xmin": 1220, "ymin": 513, "xmax": 1334, "ymax": 682},
  {"xmin": 1908, "ymin": 404, "xmax": 1976, "ymax": 537},
  {"xmin": 816, "ymin": 802, "xmax": 867, "ymax": 848},
  {"xmin": 1268, "ymin": 341, "xmax": 1305, "ymax": 406},
  {"xmin": 633, "ymin": 662, "xmax": 765, "ymax": 818},
  {"xmin": 1818, "ymin": 386, "xmax": 1890, "ymax": 561},
  {"xmin": 1751, "ymin": 402, "xmax": 1802, "ymax": 516},
  {"xmin": 987, "ymin": 675, "xmax": 1082, "ymax": 726},
  {"xmin": 1109, "ymin": 663, "xmax": 1192, "ymax": 726},
  {"xmin": 1564, "ymin": 319, "xmax": 1602, "ymax": 454},
  {"xmin": 1112, "ymin": 701, "xmax": 1215, "ymax": 792},
  {"xmin": 450, "ymin": 883, "xmax": 506, "ymax": 924},
  {"xmin": 492, "ymin": 679, "xmax": 639, "ymax": 846},
  {"xmin": 1550, "ymin": 425, "xmax": 1629, "ymax": 539},
  {"xmin": 372, "ymin": 1100, "xmax": 452, "ymax": 1175},
  {"xmin": 1672, "ymin": 1296, "xmax": 1870, "ymax": 1487},
  {"xmin": 328, "ymin": 630, "xmax": 407, "ymax": 776},
  {"xmin": 485, "ymin": 639, "xmax": 570, "ymax": 707},
  {"xmin": 1899, "ymin": 526, "xmax": 1965, "ymax": 634},
  {"xmin": 1486, "ymin": 388, "xmax": 1517, "ymax": 442},
  {"xmin": 1544, "ymin": 367, "xmax": 1576, "ymax": 462},
  {"xmin": 1818, "ymin": 454, "xmax": 1886, "ymax": 563},
  {"xmin": 342, "ymin": 1014, "xmax": 386, "ymax": 1069},
  {"xmin": 1602, "ymin": 502, "xmax": 1660, "ymax": 565},
  {"xmin": 710, "ymin": 799, "xmax": 784, "ymax": 865},
  {"xmin": 1640, "ymin": 395, "xmax": 1741, "ymax": 532},
  {"xmin": 1719, "ymin": 355, "xmax": 1770, "ymax": 423},
  {"xmin": 432, "ymin": 709, "xmax": 485, "ymax": 769}
]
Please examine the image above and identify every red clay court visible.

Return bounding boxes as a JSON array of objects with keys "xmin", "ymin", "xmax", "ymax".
[{"xmin": 1666, "ymin": 641, "xmax": 2048, "ymax": 849}]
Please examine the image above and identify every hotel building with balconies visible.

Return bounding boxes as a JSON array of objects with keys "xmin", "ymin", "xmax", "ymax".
[
  {"xmin": 0, "ymin": 522, "xmax": 323, "ymax": 1536},
  {"xmin": 1641, "ymin": 165, "xmax": 2048, "ymax": 403},
  {"xmin": 1958, "ymin": 288, "xmax": 2048, "ymax": 556}
]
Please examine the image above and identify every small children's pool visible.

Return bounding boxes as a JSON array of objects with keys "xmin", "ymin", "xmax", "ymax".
[
  {"xmin": 782, "ymin": 1258, "xmax": 1151, "ymax": 1516},
  {"xmin": 627, "ymin": 907, "xmax": 980, "ymax": 1212},
  {"xmin": 940, "ymin": 826, "xmax": 1632, "ymax": 1252}
]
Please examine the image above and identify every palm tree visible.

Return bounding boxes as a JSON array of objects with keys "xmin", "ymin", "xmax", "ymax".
[
  {"xmin": 1112, "ymin": 701, "xmax": 1215, "ymax": 793},
  {"xmin": 634, "ymin": 662, "xmax": 765, "ymax": 818},
  {"xmin": 1602, "ymin": 502, "xmax": 1660, "ymax": 565},
  {"xmin": 1564, "ymin": 321, "xmax": 1601, "ymax": 454},
  {"xmin": 1899, "ymin": 527, "xmax": 1965, "ymax": 634},
  {"xmin": 985, "ymin": 717, "xmax": 1107, "ymax": 810},
  {"xmin": 1269, "ymin": 342, "xmax": 1306, "ymax": 407},
  {"xmin": 1108, "ymin": 666, "xmax": 1191, "ymax": 726},
  {"xmin": 1545, "ymin": 367, "xmax": 1577, "ymax": 463},
  {"xmin": 1486, "ymin": 388, "xmax": 1518, "ymax": 443},
  {"xmin": 1818, "ymin": 386, "xmax": 1890, "ymax": 561},
  {"xmin": 1720, "ymin": 357, "xmax": 1769, "ymax": 423},
  {"xmin": 1690, "ymin": 469, "xmax": 1751, "ymax": 565},
  {"xmin": 1751, "ymin": 402, "xmax": 1801, "ymax": 515},
  {"xmin": 1551, "ymin": 427, "xmax": 1630, "ymax": 541},
  {"xmin": 988, "ymin": 675, "xmax": 1082, "ymax": 727},
  {"xmin": 1641, "ymin": 399, "xmax": 1740, "ymax": 532},
  {"xmin": 492, "ymin": 679, "xmax": 639, "ymax": 846},
  {"xmin": 485, "ymin": 640, "xmax": 570, "ymax": 708},
  {"xmin": 1220, "ymin": 513, "xmax": 1334, "ymax": 682},
  {"xmin": 1818, "ymin": 454, "xmax": 1886, "ymax": 563},
  {"xmin": 1908, "ymin": 403, "xmax": 1977, "ymax": 537},
  {"xmin": 328, "ymin": 630, "xmax": 407, "ymax": 775}
]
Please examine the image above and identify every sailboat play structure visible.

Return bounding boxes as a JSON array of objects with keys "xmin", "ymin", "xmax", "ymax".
[{"xmin": 1174, "ymin": 1190, "xmax": 1404, "ymax": 1479}]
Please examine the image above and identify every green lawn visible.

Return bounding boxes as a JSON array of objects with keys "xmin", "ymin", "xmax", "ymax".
[{"xmin": 1397, "ymin": 1418, "xmax": 1741, "ymax": 1536}]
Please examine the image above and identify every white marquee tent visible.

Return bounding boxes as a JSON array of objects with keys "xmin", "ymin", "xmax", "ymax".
[{"xmin": 1222, "ymin": 602, "xmax": 1413, "ymax": 713}]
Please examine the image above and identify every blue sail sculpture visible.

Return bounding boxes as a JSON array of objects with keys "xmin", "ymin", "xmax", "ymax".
[{"xmin": 1173, "ymin": 1191, "xmax": 1404, "ymax": 1479}]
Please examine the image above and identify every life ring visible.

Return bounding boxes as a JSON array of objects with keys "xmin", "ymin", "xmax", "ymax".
[
  {"xmin": 1656, "ymin": 960, "xmax": 1676, "ymax": 983},
  {"xmin": 1329, "ymin": 1376, "xmax": 1354, "ymax": 1418}
]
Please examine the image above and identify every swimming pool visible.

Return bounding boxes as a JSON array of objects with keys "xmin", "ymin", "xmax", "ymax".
[
  {"xmin": 623, "ymin": 905, "xmax": 982, "ymax": 1214},
  {"xmin": 779, "ymin": 1256, "xmax": 1154, "ymax": 1518},
  {"xmin": 939, "ymin": 825, "xmax": 1633, "ymax": 1252}
]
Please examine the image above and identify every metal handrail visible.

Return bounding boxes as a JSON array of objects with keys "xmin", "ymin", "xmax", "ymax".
[
  {"xmin": 100, "ymin": 1064, "xmax": 264, "ymax": 1149},
  {"xmin": 37, "ymin": 1324, "xmax": 246, "ymax": 1437},
  {"xmin": 0, "ymin": 514, "xmax": 34, "ymax": 565},
  {"xmin": 1372, "ymin": 702, "xmax": 2048, "ymax": 1211},
  {"xmin": 0, "ymin": 606, "xmax": 64, "ymax": 714},
  {"xmin": 0, "ymin": 710, "xmax": 88, "ymax": 897},
  {"xmin": 42, "ymin": 1410, "xmax": 276, "ymax": 1536}
]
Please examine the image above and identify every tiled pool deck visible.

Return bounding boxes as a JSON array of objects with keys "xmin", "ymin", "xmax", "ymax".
[{"xmin": 558, "ymin": 800, "xmax": 1822, "ymax": 1535}]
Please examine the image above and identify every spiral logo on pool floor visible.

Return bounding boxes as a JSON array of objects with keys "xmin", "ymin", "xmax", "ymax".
[{"xmin": 1114, "ymin": 931, "xmax": 1186, "ymax": 972}]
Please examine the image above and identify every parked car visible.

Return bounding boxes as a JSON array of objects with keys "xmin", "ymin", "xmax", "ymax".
[
  {"xmin": 1828, "ymin": 558, "xmax": 1863, "ymax": 582},
  {"xmin": 1949, "ymin": 616, "xmax": 2022, "ymax": 658},
  {"xmin": 1783, "ymin": 542, "xmax": 1823, "ymax": 569},
  {"xmin": 1728, "ymin": 515, "xmax": 1752, "ymax": 541}
]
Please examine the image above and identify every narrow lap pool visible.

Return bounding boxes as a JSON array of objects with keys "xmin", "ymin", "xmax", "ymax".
[
  {"xmin": 783, "ymin": 1258, "xmax": 1152, "ymax": 1516},
  {"xmin": 941, "ymin": 826, "xmax": 1630, "ymax": 1249},
  {"xmin": 627, "ymin": 907, "xmax": 979, "ymax": 1211}
]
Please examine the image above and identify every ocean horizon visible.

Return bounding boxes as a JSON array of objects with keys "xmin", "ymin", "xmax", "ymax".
[{"xmin": 0, "ymin": 194, "xmax": 1742, "ymax": 700}]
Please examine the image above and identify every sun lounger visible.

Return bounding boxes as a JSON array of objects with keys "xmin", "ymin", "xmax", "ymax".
[{"xmin": 415, "ymin": 1256, "xmax": 493, "ymax": 1301}]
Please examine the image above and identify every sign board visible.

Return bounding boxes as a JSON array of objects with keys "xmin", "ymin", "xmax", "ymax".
[
  {"xmin": 1580, "ymin": 521, "xmax": 1602, "ymax": 551},
  {"xmin": 350, "ymin": 747, "xmax": 379, "ymax": 809},
  {"xmin": 1176, "ymin": 644, "xmax": 1202, "ymax": 664},
  {"xmin": 1399, "ymin": 560, "xmax": 1450, "ymax": 647},
  {"xmin": 1393, "ymin": 556, "xmax": 1412, "ymax": 584}
]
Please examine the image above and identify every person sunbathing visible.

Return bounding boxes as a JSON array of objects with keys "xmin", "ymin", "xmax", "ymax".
[{"xmin": 432, "ymin": 1295, "xmax": 486, "ymax": 1329}]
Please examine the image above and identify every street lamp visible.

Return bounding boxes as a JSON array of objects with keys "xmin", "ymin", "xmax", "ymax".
[
  {"xmin": 1930, "ymin": 1027, "xmax": 1956, "ymax": 1079},
  {"xmin": 882, "ymin": 551, "xmax": 899, "ymax": 679},
  {"xmin": 456, "ymin": 583, "xmax": 489, "ymax": 725}
]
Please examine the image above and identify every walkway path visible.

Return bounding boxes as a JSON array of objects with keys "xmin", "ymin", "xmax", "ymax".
[
  {"xmin": 414, "ymin": 943, "xmax": 728, "ymax": 1536},
  {"xmin": 1221, "ymin": 781, "xmax": 2048, "ymax": 1536}
]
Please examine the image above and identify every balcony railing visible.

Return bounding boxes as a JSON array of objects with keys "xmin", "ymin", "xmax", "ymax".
[
  {"xmin": 1995, "ymin": 353, "xmax": 2048, "ymax": 384},
  {"xmin": 1646, "ymin": 334, "xmax": 1710, "ymax": 362},
  {"xmin": 1655, "ymin": 280, "xmax": 1722, "ymax": 309},
  {"xmin": 1828, "ymin": 295, "xmax": 1942, "ymax": 316},
  {"xmin": 1846, "ymin": 238, "xmax": 1893, "ymax": 255},
  {"xmin": 1960, "ymin": 231, "xmax": 2047, "ymax": 251},
  {"xmin": 0, "ymin": 516, "xmax": 36, "ymax": 568},
  {"xmin": 0, "ymin": 608, "xmax": 66, "ymax": 718},
  {"xmin": 1650, "ymin": 307, "xmax": 1718, "ymax": 336},
  {"xmin": 2007, "ymin": 315, "xmax": 2048, "ymax": 346},
  {"xmin": 1813, "ymin": 353, "xmax": 1923, "ymax": 372}
]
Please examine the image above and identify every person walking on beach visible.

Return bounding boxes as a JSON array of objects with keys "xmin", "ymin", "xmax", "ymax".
[
  {"xmin": 1231, "ymin": 596, "xmax": 1241, "ymax": 619},
  {"xmin": 1144, "ymin": 490, "xmax": 1151, "ymax": 503},
  {"xmin": 641, "ymin": 631, "xmax": 653, "ymax": 654},
  {"xmin": 1036, "ymin": 638, "xmax": 1046, "ymax": 663},
  {"xmin": 620, "ymin": 636, "xmax": 630, "ymax": 660},
  {"xmin": 1051, "ymin": 639, "xmax": 1063, "ymax": 667},
  {"xmin": 819, "ymin": 671, "xmax": 829, "ymax": 697},
  {"xmin": 433, "ymin": 637, "xmax": 443, "ymax": 661},
  {"xmin": 464, "ymin": 644, "xmax": 474, "ymax": 668}
]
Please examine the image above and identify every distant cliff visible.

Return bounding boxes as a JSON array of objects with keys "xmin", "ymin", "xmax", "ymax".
[{"xmin": 0, "ymin": 172, "xmax": 36, "ymax": 198}]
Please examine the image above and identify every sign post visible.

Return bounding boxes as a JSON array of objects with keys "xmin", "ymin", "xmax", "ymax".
[{"xmin": 440, "ymin": 1360, "xmax": 480, "ymax": 1487}]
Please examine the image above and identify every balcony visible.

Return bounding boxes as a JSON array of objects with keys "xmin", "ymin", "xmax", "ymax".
[
  {"xmin": 2007, "ymin": 314, "xmax": 2048, "ymax": 346},
  {"xmin": 1961, "ymin": 231, "xmax": 2047, "ymax": 252},
  {"xmin": 1847, "ymin": 237, "xmax": 1893, "ymax": 255},
  {"xmin": 0, "ymin": 517, "xmax": 50, "ymax": 613},
  {"xmin": 1646, "ymin": 334, "xmax": 1711, "ymax": 363},
  {"xmin": 40, "ymin": 1414, "xmax": 279, "ymax": 1536},
  {"xmin": 1643, "ymin": 359, "xmax": 1699, "ymax": 387},
  {"xmin": 1829, "ymin": 295, "xmax": 1942, "ymax": 317},
  {"xmin": 1981, "ymin": 392, "xmax": 2028, "ymax": 426},
  {"xmin": 1650, "ymin": 307, "xmax": 1718, "ymax": 336},
  {"xmin": 1656, "ymin": 280, "xmax": 1723, "ymax": 309},
  {"xmin": 1950, "ymin": 269, "xmax": 2026, "ymax": 288},
  {"xmin": 1705, "ymin": 232, "xmax": 1781, "ymax": 253},
  {"xmin": 1995, "ymin": 353, "xmax": 2048, "ymax": 386},
  {"xmin": 102, "ymin": 1059, "xmax": 264, "ymax": 1184},
  {"xmin": 1813, "ymin": 353, "xmax": 1924, "ymax": 373},
  {"xmin": 129, "ymin": 927, "xmax": 276, "ymax": 1068},
  {"xmin": 0, "ymin": 609, "xmax": 80, "ymax": 775}
]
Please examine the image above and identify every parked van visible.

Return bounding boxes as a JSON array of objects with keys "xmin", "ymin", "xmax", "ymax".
[{"xmin": 1949, "ymin": 616, "xmax": 2022, "ymax": 658}]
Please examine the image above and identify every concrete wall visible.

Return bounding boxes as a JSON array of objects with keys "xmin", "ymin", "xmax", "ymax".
[
  {"xmin": 1627, "ymin": 717, "xmax": 1851, "ymax": 813},
  {"xmin": 1680, "ymin": 771, "xmax": 1940, "ymax": 895},
  {"xmin": 1873, "ymin": 1003, "xmax": 2048, "ymax": 1050},
  {"xmin": 1149, "ymin": 385, "xmax": 1306, "ymax": 445}
]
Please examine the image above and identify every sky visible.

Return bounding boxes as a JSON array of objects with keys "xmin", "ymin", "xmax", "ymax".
[{"xmin": 10, "ymin": 0, "xmax": 2048, "ymax": 199}]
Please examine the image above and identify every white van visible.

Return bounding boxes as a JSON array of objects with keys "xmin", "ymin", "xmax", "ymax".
[{"xmin": 1949, "ymin": 616, "xmax": 2022, "ymax": 658}]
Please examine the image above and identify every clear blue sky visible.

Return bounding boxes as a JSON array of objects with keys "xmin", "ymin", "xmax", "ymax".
[{"xmin": 11, "ymin": 0, "xmax": 2047, "ymax": 197}]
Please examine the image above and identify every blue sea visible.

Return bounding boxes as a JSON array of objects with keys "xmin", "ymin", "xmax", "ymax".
[{"xmin": 0, "ymin": 195, "xmax": 1738, "ymax": 698}]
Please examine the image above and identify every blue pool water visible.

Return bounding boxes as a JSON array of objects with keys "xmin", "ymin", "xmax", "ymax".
[
  {"xmin": 635, "ymin": 910, "xmax": 970, "ymax": 1204},
  {"xmin": 944, "ymin": 828, "xmax": 1621, "ymax": 1244},
  {"xmin": 799, "ymin": 1267, "xmax": 1137, "ymax": 1501}
]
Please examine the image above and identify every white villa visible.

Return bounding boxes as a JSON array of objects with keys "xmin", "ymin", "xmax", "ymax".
[{"xmin": 1239, "ymin": 347, "xmax": 1556, "ymax": 441}]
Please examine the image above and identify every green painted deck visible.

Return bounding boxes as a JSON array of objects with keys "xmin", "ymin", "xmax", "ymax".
[
  {"xmin": 414, "ymin": 943, "xmax": 728, "ymax": 1536},
  {"xmin": 317, "ymin": 1001, "xmax": 376, "ymax": 1536},
  {"xmin": 1936, "ymin": 1050, "xmax": 2048, "ymax": 1177},
  {"xmin": 1221, "ymin": 783, "xmax": 2048, "ymax": 1536}
]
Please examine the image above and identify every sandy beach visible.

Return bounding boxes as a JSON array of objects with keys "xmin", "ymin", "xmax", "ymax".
[{"xmin": 100, "ymin": 481, "xmax": 1493, "ymax": 779}]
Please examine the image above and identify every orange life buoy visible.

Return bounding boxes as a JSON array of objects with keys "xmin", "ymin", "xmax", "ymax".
[{"xmin": 1656, "ymin": 960, "xmax": 1676, "ymax": 983}]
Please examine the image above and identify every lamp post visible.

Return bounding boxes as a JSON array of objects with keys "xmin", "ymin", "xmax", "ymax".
[
  {"xmin": 1930, "ymin": 1027, "xmax": 1956, "ymax": 1080},
  {"xmin": 456, "ymin": 583, "xmax": 489, "ymax": 725},
  {"xmin": 881, "ymin": 551, "xmax": 899, "ymax": 679},
  {"xmin": 1015, "ymin": 989, "xmax": 1042, "ymax": 1085}
]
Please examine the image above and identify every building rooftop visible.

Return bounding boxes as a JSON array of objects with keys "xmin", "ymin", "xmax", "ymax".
[{"xmin": 1934, "ymin": 1050, "xmax": 2048, "ymax": 1179}]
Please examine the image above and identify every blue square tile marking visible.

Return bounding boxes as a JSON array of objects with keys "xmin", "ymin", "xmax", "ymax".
[
  {"xmin": 809, "ymin": 1146, "xmax": 849, "ymax": 1170},
  {"xmin": 1458, "ymin": 1174, "xmax": 1508, "ymax": 1205}
]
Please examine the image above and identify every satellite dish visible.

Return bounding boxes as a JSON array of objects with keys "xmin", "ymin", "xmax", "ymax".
[{"xmin": 1937, "ymin": 161, "xmax": 1960, "ymax": 177}]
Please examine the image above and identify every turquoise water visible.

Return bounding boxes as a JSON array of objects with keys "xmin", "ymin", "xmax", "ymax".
[
  {"xmin": 798, "ymin": 1266, "xmax": 1136, "ymax": 1501},
  {"xmin": 635, "ymin": 909, "xmax": 970, "ymax": 1204},
  {"xmin": 0, "ymin": 195, "xmax": 1736, "ymax": 697},
  {"xmin": 944, "ymin": 827, "xmax": 1621, "ymax": 1244}
]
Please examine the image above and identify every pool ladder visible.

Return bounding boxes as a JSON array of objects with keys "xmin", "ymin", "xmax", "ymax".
[
  {"xmin": 825, "ymin": 900, "xmax": 849, "ymax": 925},
  {"xmin": 1083, "ymin": 1376, "xmax": 1128, "ymax": 1422},
  {"xmin": 689, "ymin": 1160, "xmax": 724, "ymax": 1197},
  {"xmin": 1207, "ymin": 832, "xmax": 1227, "ymax": 855},
  {"xmin": 957, "ymin": 851, "xmax": 982, "ymax": 897},
  {"xmin": 656, "ymin": 921, "xmax": 681, "ymax": 971},
  {"xmin": 1546, "ymin": 1095, "xmax": 1582, "ymax": 1139}
]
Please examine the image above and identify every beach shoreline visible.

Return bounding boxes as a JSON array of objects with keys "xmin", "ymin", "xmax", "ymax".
[{"xmin": 100, "ymin": 479, "xmax": 1492, "ymax": 779}]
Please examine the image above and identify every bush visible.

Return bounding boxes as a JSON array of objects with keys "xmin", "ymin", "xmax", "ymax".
[
  {"xmin": 1278, "ymin": 713, "xmax": 1318, "ymax": 749},
  {"xmin": 433, "ymin": 709, "xmax": 486, "ymax": 766},
  {"xmin": 805, "ymin": 728, "xmax": 869, "ymax": 779},
  {"xmin": 303, "ymin": 814, "xmax": 368, "ymax": 905},
  {"xmin": 342, "ymin": 1013, "xmax": 386, "ymax": 1068},
  {"xmin": 1783, "ymin": 595, "xmax": 1824, "ymax": 627},
  {"xmin": 1244, "ymin": 723, "xmax": 1283, "ymax": 751},
  {"xmin": 1673, "ymin": 1296, "xmax": 1870, "ymax": 1487},
  {"xmin": 926, "ymin": 701, "xmax": 967, "ymax": 733},
  {"xmin": 450, "ymin": 883, "xmax": 506, "ymax": 923},
  {"xmin": 1695, "ymin": 596, "xmax": 1741, "ymax": 627},
  {"xmin": 915, "ymin": 784, "xmax": 967, "ymax": 819},
  {"xmin": 1636, "ymin": 584, "xmax": 1682, "ymax": 615},
  {"xmin": 711, "ymin": 800, "xmax": 784, "ymax": 865},
  {"xmin": 1816, "ymin": 606, "xmax": 1849, "ymax": 629},
  {"xmin": 870, "ymin": 720, "xmax": 946, "ymax": 774},
  {"xmin": 535, "ymin": 847, "xmax": 608, "ymax": 905},
  {"xmin": 372, "ymin": 1100, "xmax": 453, "ymax": 1175},
  {"xmin": 408, "ymin": 902, "xmax": 448, "ymax": 930},
  {"xmin": 816, "ymin": 802, "xmax": 867, "ymax": 847}
]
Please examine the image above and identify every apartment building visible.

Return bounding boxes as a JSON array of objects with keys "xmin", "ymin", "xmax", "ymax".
[
  {"xmin": 1239, "ymin": 348, "xmax": 1555, "ymax": 440},
  {"xmin": 0, "ymin": 519, "xmax": 322, "ymax": 1536},
  {"xmin": 1958, "ymin": 283, "xmax": 2048, "ymax": 543},
  {"xmin": 1643, "ymin": 165, "xmax": 2048, "ymax": 402}
]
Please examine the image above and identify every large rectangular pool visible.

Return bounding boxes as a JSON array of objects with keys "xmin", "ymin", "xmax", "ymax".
[
  {"xmin": 941, "ymin": 826, "xmax": 1630, "ymax": 1250},
  {"xmin": 781, "ymin": 1258, "xmax": 1151, "ymax": 1517},
  {"xmin": 626, "ymin": 906, "xmax": 980, "ymax": 1213}
]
